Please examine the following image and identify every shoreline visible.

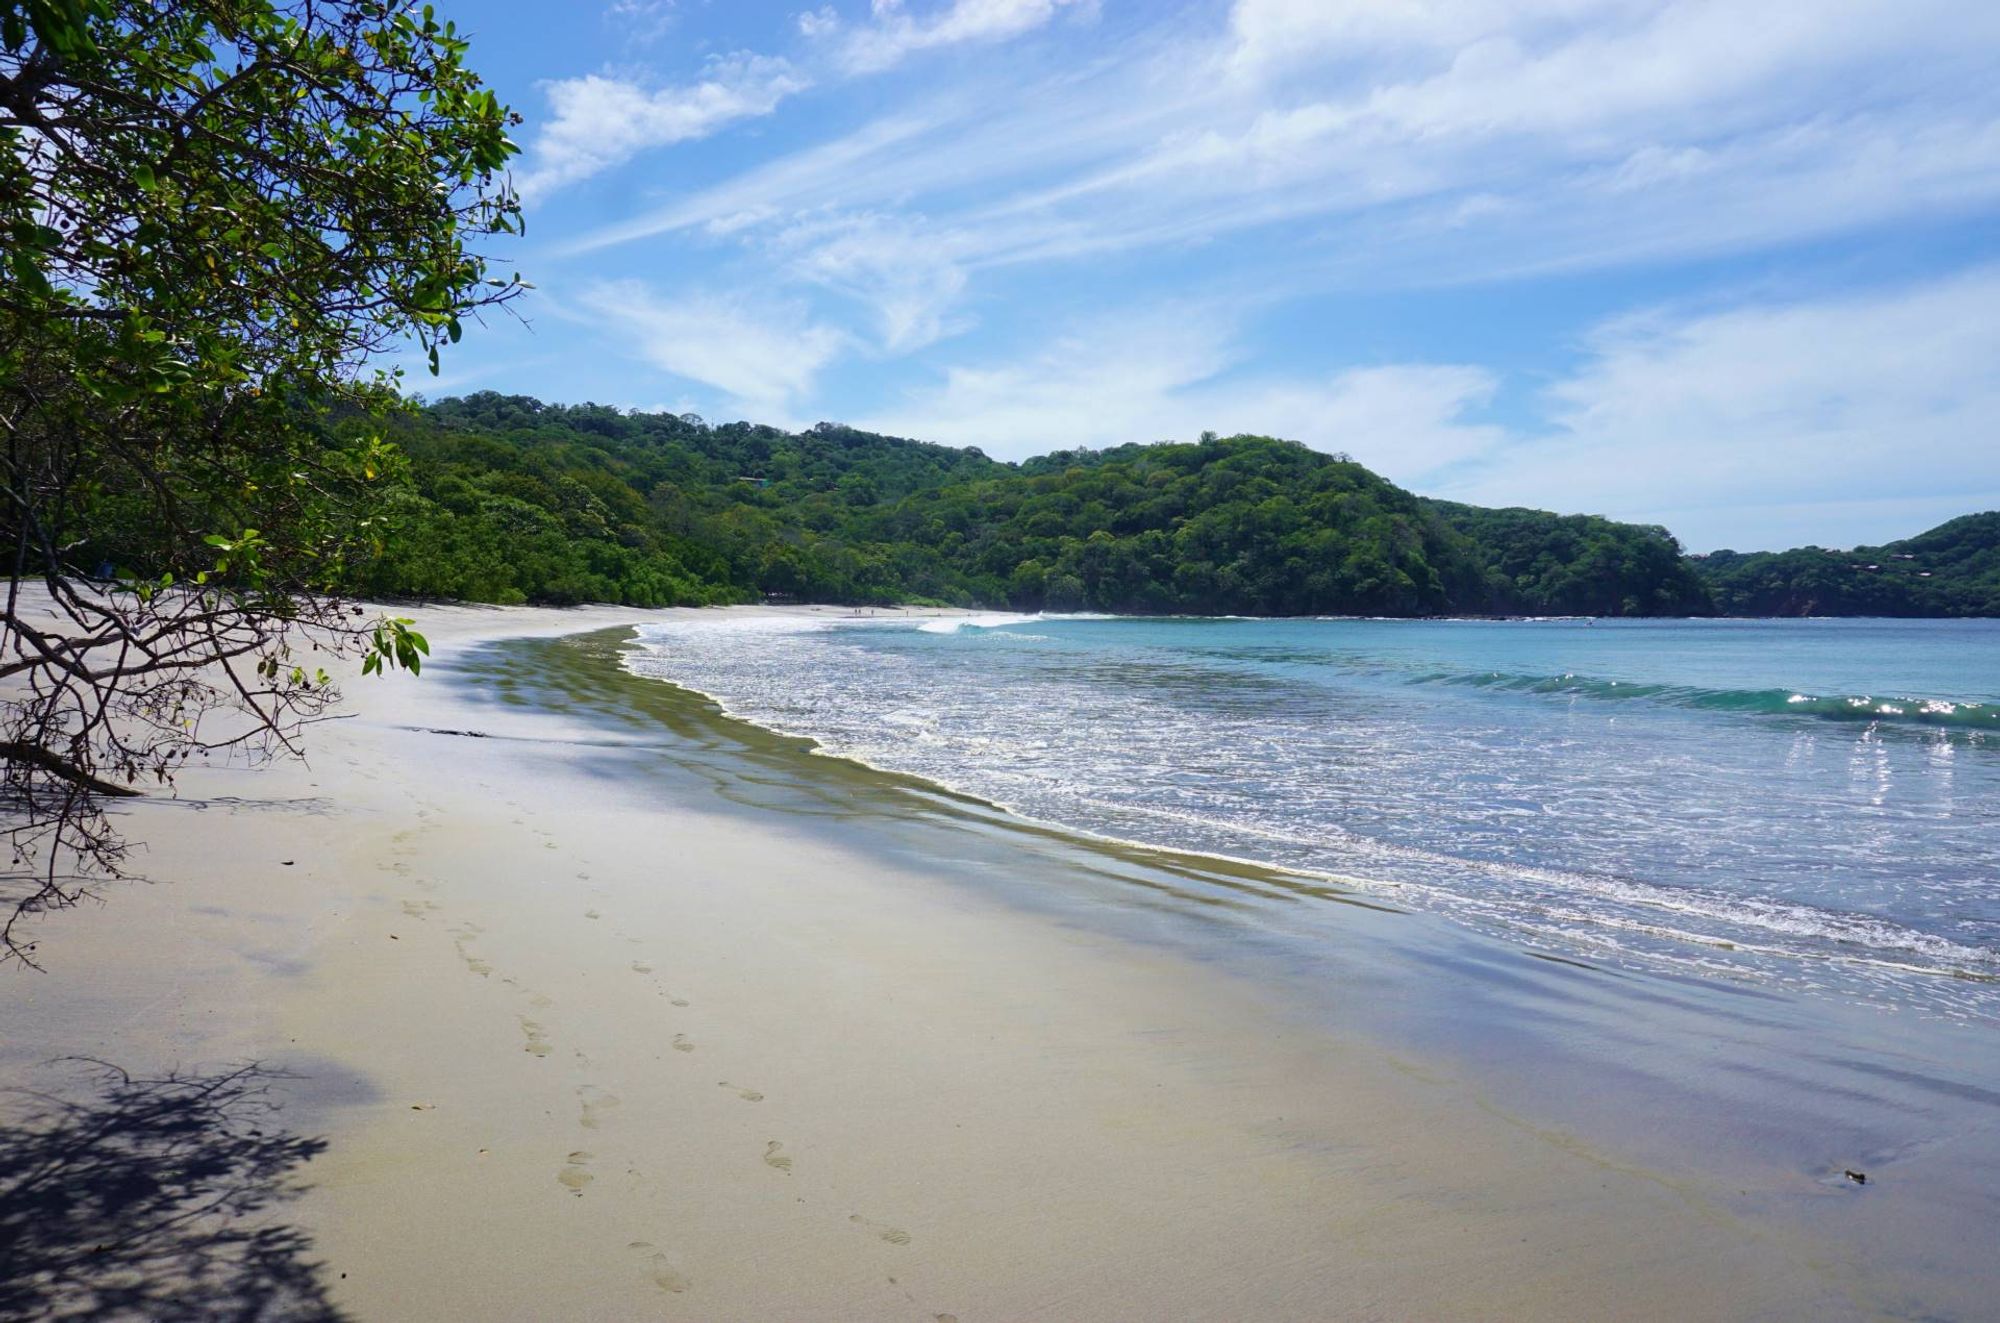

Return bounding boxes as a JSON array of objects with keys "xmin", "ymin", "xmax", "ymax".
[
  {"xmin": 622, "ymin": 625, "xmax": 1999, "ymax": 979},
  {"xmin": 2, "ymin": 603, "xmax": 1987, "ymax": 1318},
  {"xmin": 525, "ymin": 621, "xmax": 2000, "ymax": 1306}
]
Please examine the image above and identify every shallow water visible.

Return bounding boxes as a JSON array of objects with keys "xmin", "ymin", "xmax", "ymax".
[
  {"xmin": 453, "ymin": 626, "xmax": 2000, "ymax": 1318},
  {"xmin": 625, "ymin": 614, "xmax": 2000, "ymax": 1022}
]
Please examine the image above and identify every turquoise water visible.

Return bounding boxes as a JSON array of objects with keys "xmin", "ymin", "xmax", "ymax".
[{"xmin": 627, "ymin": 615, "xmax": 2000, "ymax": 1020}]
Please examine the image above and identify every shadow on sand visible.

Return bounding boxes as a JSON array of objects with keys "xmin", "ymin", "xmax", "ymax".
[{"xmin": 0, "ymin": 1060, "xmax": 345, "ymax": 1321}]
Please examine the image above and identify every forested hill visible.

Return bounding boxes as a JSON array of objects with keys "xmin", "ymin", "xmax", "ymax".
[
  {"xmin": 1693, "ymin": 515, "xmax": 2000, "ymax": 617},
  {"xmin": 349, "ymin": 393, "xmax": 1711, "ymax": 616}
]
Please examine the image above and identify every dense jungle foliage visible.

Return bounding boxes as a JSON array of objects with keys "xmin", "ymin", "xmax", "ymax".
[
  {"xmin": 341, "ymin": 393, "xmax": 1721, "ymax": 615},
  {"xmin": 1694, "ymin": 515, "xmax": 2000, "ymax": 617},
  {"xmin": 326, "ymin": 393, "xmax": 1995, "ymax": 617}
]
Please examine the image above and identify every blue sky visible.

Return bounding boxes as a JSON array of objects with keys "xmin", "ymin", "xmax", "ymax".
[{"xmin": 416, "ymin": 0, "xmax": 2000, "ymax": 551}]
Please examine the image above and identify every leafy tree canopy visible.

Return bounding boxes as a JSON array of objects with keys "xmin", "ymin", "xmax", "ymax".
[
  {"xmin": 360, "ymin": 395, "xmax": 1995, "ymax": 621},
  {"xmin": 1695, "ymin": 513, "xmax": 2000, "ymax": 617},
  {"xmin": 0, "ymin": 0, "xmax": 521, "ymax": 961},
  {"xmin": 341, "ymin": 395, "xmax": 1717, "ymax": 619}
]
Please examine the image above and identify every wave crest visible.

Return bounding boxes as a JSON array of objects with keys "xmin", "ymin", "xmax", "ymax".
[{"xmin": 1417, "ymin": 669, "xmax": 1999, "ymax": 731}]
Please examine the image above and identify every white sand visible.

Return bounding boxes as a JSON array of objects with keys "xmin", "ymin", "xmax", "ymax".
[{"xmin": 2, "ymin": 603, "xmax": 1862, "ymax": 1320}]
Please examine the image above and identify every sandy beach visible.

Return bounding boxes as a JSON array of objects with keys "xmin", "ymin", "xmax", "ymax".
[{"xmin": 0, "ymin": 604, "xmax": 1928, "ymax": 1319}]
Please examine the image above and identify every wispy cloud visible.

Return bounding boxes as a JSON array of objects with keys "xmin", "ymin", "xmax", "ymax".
[
  {"xmin": 772, "ymin": 211, "xmax": 973, "ymax": 352},
  {"xmin": 564, "ymin": 0, "xmax": 2000, "ymax": 349},
  {"xmin": 558, "ymin": 112, "xmax": 946, "ymax": 253},
  {"xmin": 813, "ymin": 0, "xmax": 1092, "ymax": 74},
  {"xmin": 1438, "ymin": 266, "xmax": 2000, "ymax": 547},
  {"xmin": 516, "ymin": 0, "xmax": 1090, "ymax": 199},
  {"xmin": 514, "ymin": 55, "xmax": 809, "ymax": 198},
  {"xmin": 572, "ymin": 280, "xmax": 850, "ymax": 425},
  {"xmin": 604, "ymin": 0, "xmax": 678, "ymax": 46},
  {"xmin": 976, "ymin": 0, "xmax": 2000, "ymax": 271}
]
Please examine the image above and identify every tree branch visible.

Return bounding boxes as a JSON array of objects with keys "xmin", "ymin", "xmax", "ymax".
[{"xmin": 0, "ymin": 740, "xmax": 141, "ymax": 797}]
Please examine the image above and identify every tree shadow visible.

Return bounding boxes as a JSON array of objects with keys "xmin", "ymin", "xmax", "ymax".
[{"xmin": 0, "ymin": 1060, "xmax": 347, "ymax": 1321}]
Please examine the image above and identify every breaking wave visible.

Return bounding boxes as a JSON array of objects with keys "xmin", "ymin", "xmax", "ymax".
[{"xmin": 1414, "ymin": 669, "xmax": 1999, "ymax": 732}]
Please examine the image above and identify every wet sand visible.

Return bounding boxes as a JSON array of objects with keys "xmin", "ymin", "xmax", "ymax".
[{"xmin": 0, "ymin": 603, "xmax": 1955, "ymax": 1319}]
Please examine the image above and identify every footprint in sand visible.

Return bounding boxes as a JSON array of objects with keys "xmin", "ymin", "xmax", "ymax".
[
  {"xmin": 585, "ymin": 909, "xmax": 601, "ymax": 920},
  {"xmin": 450, "ymin": 924, "xmax": 490, "ymax": 975},
  {"xmin": 577, "ymin": 1085, "xmax": 621, "ymax": 1130},
  {"xmin": 626, "ymin": 1242, "xmax": 689, "ymax": 1294},
  {"xmin": 631, "ymin": 961, "xmax": 653, "ymax": 974},
  {"xmin": 849, "ymin": 1214, "xmax": 911, "ymax": 1245},
  {"xmin": 718, "ymin": 1081, "xmax": 764, "ymax": 1102},
  {"xmin": 671, "ymin": 1034, "xmax": 695, "ymax": 1053},
  {"xmin": 454, "ymin": 941, "xmax": 492, "ymax": 978},
  {"xmin": 519, "ymin": 1018, "xmax": 553, "ymax": 1057},
  {"xmin": 400, "ymin": 899, "xmax": 440, "ymax": 920},
  {"xmin": 557, "ymin": 1150, "xmax": 594, "ymax": 1195},
  {"xmin": 762, "ymin": 1141, "xmax": 792, "ymax": 1173},
  {"xmin": 668, "ymin": 996, "xmax": 690, "ymax": 1008}
]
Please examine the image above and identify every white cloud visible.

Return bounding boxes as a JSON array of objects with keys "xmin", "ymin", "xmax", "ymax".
[
  {"xmin": 1437, "ymin": 267, "xmax": 2000, "ymax": 548},
  {"xmin": 571, "ymin": 0, "xmax": 2000, "ymax": 317},
  {"xmin": 605, "ymin": 0, "xmax": 678, "ymax": 45},
  {"xmin": 859, "ymin": 314, "xmax": 1233, "ymax": 454},
  {"xmin": 1012, "ymin": 0, "xmax": 2000, "ymax": 253},
  {"xmin": 561, "ymin": 113, "xmax": 949, "ymax": 254},
  {"xmin": 514, "ymin": 56, "xmax": 809, "ymax": 197},
  {"xmin": 828, "ymin": 0, "xmax": 1089, "ymax": 74},
  {"xmin": 517, "ymin": 0, "xmax": 1088, "ymax": 203},
  {"xmin": 573, "ymin": 280, "xmax": 850, "ymax": 425},
  {"xmin": 1228, "ymin": 0, "xmax": 1636, "ymax": 74},
  {"xmin": 1340, "ymin": 1, "xmax": 1941, "ymax": 143},
  {"xmin": 1267, "ymin": 366, "xmax": 1503, "ymax": 477},
  {"xmin": 1296, "ymin": 112, "xmax": 2000, "ymax": 290},
  {"xmin": 773, "ymin": 211, "xmax": 972, "ymax": 352}
]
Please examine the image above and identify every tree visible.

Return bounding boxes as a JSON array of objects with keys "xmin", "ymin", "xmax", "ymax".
[{"xmin": 0, "ymin": 0, "xmax": 523, "ymax": 963}]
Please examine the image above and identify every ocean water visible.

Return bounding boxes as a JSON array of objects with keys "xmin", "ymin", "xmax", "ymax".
[{"xmin": 625, "ymin": 614, "xmax": 2000, "ymax": 1021}]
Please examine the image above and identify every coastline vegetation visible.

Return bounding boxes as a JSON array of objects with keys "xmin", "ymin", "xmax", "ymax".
[
  {"xmin": 334, "ymin": 393, "xmax": 1994, "ymax": 617},
  {"xmin": 0, "ymin": 0, "xmax": 520, "ymax": 958},
  {"xmin": 341, "ymin": 394, "xmax": 1708, "ymax": 614},
  {"xmin": 1695, "ymin": 515, "xmax": 2000, "ymax": 617}
]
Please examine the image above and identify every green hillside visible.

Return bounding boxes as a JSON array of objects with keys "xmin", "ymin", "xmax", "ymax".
[
  {"xmin": 75, "ymin": 388, "xmax": 1987, "ymax": 618},
  {"xmin": 341, "ymin": 393, "xmax": 1711, "ymax": 616},
  {"xmin": 1694, "ymin": 514, "xmax": 2000, "ymax": 617}
]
